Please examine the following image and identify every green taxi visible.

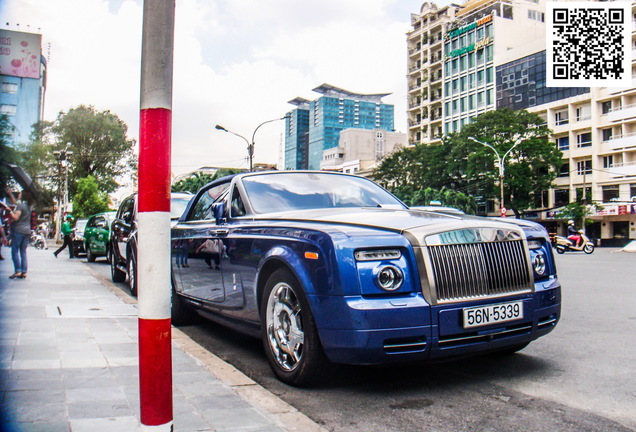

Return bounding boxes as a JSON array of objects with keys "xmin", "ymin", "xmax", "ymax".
[{"xmin": 83, "ymin": 211, "xmax": 116, "ymax": 262}]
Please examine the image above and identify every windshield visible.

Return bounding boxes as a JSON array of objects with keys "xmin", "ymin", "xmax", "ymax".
[
  {"xmin": 171, "ymin": 196, "xmax": 192, "ymax": 219},
  {"xmin": 75, "ymin": 220, "xmax": 88, "ymax": 232},
  {"xmin": 242, "ymin": 172, "xmax": 405, "ymax": 214}
]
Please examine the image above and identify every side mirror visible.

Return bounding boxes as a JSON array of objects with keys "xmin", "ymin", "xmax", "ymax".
[{"xmin": 212, "ymin": 202, "xmax": 226, "ymax": 224}]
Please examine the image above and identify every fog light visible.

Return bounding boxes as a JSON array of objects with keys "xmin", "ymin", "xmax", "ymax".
[
  {"xmin": 376, "ymin": 265, "xmax": 403, "ymax": 291},
  {"xmin": 533, "ymin": 252, "xmax": 546, "ymax": 276}
]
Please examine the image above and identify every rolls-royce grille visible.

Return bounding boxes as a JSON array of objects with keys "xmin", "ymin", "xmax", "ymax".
[{"xmin": 428, "ymin": 239, "xmax": 532, "ymax": 303}]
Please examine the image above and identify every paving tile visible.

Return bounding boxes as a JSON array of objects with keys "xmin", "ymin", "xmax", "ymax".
[
  {"xmin": 66, "ymin": 386, "xmax": 127, "ymax": 403},
  {"xmin": 67, "ymin": 400, "xmax": 134, "ymax": 419},
  {"xmin": 69, "ymin": 416, "xmax": 139, "ymax": 432},
  {"xmin": 3, "ymin": 401, "xmax": 68, "ymax": 423},
  {"xmin": 12, "ymin": 359, "xmax": 61, "ymax": 370},
  {"xmin": 199, "ymin": 407, "xmax": 277, "ymax": 431},
  {"xmin": 4, "ymin": 421, "xmax": 71, "ymax": 431}
]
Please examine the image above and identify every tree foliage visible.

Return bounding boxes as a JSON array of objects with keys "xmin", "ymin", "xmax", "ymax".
[
  {"xmin": 72, "ymin": 176, "xmax": 111, "ymax": 218},
  {"xmin": 373, "ymin": 108, "xmax": 562, "ymax": 216},
  {"xmin": 172, "ymin": 169, "xmax": 243, "ymax": 193},
  {"xmin": 0, "ymin": 114, "xmax": 19, "ymax": 195},
  {"xmin": 52, "ymin": 105, "xmax": 136, "ymax": 194}
]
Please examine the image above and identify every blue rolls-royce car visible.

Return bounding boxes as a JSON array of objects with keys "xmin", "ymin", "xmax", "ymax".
[{"xmin": 171, "ymin": 171, "xmax": 561, "ymax": 386}]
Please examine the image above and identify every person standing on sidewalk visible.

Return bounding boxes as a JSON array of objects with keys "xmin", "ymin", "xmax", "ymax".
[
  {"xmin": 54, "ymin": 215, "xmax": 76, "ymax": 259},
  {"xmin": 1, "ymin": 189, "xmax": 33, "ymax": 279}
]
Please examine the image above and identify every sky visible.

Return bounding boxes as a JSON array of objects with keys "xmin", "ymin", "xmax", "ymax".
[{"xmin": 3, "ymin": 0, "xmax": 448, "ymax": 179}]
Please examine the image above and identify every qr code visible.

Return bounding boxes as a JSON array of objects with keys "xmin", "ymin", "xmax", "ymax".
[{"xmin": 547, "ymin": 2, "xmax": 631, "ymax": 88}]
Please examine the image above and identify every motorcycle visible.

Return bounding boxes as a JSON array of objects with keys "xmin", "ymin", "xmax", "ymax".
[
  {"xmin": 30, "ymin": 230, "xmax": 47, "ymax": 250},
  {"xmin": 554, "ymin": 231, "xmax": 594, "ymax": 254}
]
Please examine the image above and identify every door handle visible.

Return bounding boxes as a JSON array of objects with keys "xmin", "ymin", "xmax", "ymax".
[{"xmin": 210, "ymin": 229, "xmax": 229, "ymax": 236}]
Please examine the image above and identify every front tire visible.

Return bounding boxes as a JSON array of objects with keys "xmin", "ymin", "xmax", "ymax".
[
  {"xmin": 127, "ymin": 253, "xmax": 138, "ymax": 296},
  {"xmin": 261, "ymin": 268, "xmax": 330, "ymax": 386},
  {"xmin": 556, "ymin": 246, "xmax": 566, "ymax": 254},
  {"xmin": 583, "ymin": 243, "xmax": 594, "ymax": 254},
  {"xmin": 86, "ymin": 246, "xmax": 96, "ymax": 262},
  {"xmin": 109, "ymin": 248, "xmax": 126, "ymax": 283}
]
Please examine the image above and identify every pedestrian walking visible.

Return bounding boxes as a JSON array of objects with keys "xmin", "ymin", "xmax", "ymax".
[
  {"xmin": 1, "ymin": 189, "xmax": 33, "ymax": 279},
  {"xmin": 54, "ymin": 215, "xmax": 76, "ymax": 259}
]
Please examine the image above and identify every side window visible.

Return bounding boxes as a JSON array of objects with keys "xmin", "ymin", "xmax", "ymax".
[
  {"xmin": 230, "ymin": 187, "xmax": 246, "ymax": 217},
  {"xmin": 87, "ymin": 217, "xmax": 95, "ymax": 228},
  {"xmin": 189, "ymin": 182, "xmax": 231, "ymax": 221},
  {"xmin": 119, "ymin": 198, "xmax": 134, "ymax": 224}
]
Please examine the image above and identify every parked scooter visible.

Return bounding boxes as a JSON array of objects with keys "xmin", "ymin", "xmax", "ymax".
[
  {"xmin": 554, "ymin": 231, "xmax": 594, "ymax": 254},
  {"xmin": 29, "ymin": 230, "xmax": 47, "ymax": 250}
]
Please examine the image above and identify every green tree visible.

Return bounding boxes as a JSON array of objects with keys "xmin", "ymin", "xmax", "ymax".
[
  {"xmin": 0, "ymin": 114, "xmax": 19, "ymax": 194},
  {"xmin": 72, "ymin": 176, "xmax": 111, "ymax": 218},
  {"xmin": 52, "ymin": 105, "xmax": 136, "ymax": 194},
  {"xmin": 453, "ymin": 108, "xmax": 562, "ymax": 216},
  {"xmin": 172, "ymin": 169, "xmax": 242, "ymax": 193}
]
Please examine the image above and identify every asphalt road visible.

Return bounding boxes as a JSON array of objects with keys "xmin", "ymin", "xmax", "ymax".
[{"xmin": 92, "ymin": 247, "xmax": 636, "ymax": 432}]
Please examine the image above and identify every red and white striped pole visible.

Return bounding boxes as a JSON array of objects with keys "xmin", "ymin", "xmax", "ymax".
[{"xmin": 138, "ymin": 0, "xmax": 175, "ymax": 430}]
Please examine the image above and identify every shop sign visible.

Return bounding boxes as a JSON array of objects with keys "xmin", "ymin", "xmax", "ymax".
[{"xmin": 446, "ymin": 13, "xmax": 493, "ymax": 39}]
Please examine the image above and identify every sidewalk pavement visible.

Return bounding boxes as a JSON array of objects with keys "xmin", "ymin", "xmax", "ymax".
[{"xmin": 0, "ymin": 245, "xmax": 326, "ymax": 432}]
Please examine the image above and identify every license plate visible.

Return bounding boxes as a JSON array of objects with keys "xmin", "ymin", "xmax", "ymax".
[{"xmin": 463, "ymin": 301, "xmax": 523, "ymax": 329}]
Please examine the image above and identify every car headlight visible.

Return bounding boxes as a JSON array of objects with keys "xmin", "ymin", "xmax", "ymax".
[
  {"xmin": 375, "ymin": 265, "xmax": 404, "ymax": 291},
  {"xmin": 532, "ymin": 252, "xmax": 546, "ymax": 277},
  {"xmin": 355, "ymin": 249, "xmax": 401, "ymax": 261},
  {"xmin": 527, "ymin": 239, "xmax": 543, "ymax": 250}
]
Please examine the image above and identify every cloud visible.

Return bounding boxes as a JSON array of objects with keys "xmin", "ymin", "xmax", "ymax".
[{"xmin": 7, "ymin": 0, "xmax": 420, "ymax": 175}]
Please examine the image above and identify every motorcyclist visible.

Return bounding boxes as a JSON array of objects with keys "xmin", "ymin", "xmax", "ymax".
[{"xmin": 567, "ymin": 220, "xmax": 581, "ymax": 248}]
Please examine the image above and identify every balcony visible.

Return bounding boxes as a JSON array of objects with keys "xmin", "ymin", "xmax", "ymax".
[
  {"xmin": 608, "ymin": 161, "xmax": 636, "ymax": 177},
  {"xmin": 603, "ymin": 132, "xmax": 636, "ymax": 150},
  {"xmin": 606, "ymin": 103, "xmax": 636, "ymax": 122}
]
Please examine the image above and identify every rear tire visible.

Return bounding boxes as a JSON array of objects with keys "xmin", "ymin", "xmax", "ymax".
[
  {"xmin": 86, "ymin": 246, "xmax": 96, "ymax": 262},
  {"xmin": 127, "ymin": 254, "xmax": 138, "ymax": 297},
  {"xmin": 109, "ymin": 249, "xmax": 126, "ymax": 283},
  {"xmin": 261, "ymin": 268, "xmax": 330, "ymax": 386},
  {"xmin": 171, "ymin": 281, "xmax": 193, "ymax": 326}
]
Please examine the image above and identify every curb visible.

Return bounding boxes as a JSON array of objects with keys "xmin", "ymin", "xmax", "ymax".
[{"xmin": 81, "ymin": 261, "xmax": 327, "ymax": 432}]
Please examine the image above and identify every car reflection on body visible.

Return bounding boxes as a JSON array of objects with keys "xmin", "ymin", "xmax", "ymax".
[
  {"xmin": 71, "ymin": 218, "xmax": 88, "ymax": 257},
  {"xmin": 170, "ymin": 171, "xmax": 561, "ymax": 386}
]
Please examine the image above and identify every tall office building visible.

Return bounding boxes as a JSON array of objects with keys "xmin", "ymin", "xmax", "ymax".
[
  {"xmin": 0, "ymin": 28, "xmax": 47, "ymax": 147},
  {"xmin": 408, "ymin": 0, "xmax": 636, "ymax": 245},
  {"xmin": 285, "ymin": 84, "xmax": 395, "ymax": 170}
]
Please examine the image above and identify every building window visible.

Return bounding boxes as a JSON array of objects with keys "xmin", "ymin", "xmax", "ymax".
[
  {"xmin": 603, "ymin": 155, "xmax": 614, "ymax": 168},
  {"xmin": 554, "ymin": 110, "xmax": 568, "ymax": 125},
  {"xmin": 558, "ymin": 162, "xmax": 570, "ymax": 177},
  {"xmin": 576, "ymin": 105, "xmax": 591, "ymax": 121},
  {"xmin": 528, "ymin": 10, "xmax": 545, "ymax": 22},
  {"xmin": 554, "ymin": 189, "xmax": 569, "ymax": 206},
  {"xmin": 1, "ymin": 83, "xmax": 18, "ymax": 94},
  {"xmin": 576, "ymin": 132, "xmax": 592, "ymax": 148},
  {"xmin": 601, "ymin": 101, "xmax": 612, "ymax": 114},
  {"xmin": 631, "ymin": 183, "xmax": 636, "ymax": 199},
  {"xmin": 601, "ymin": 128, "xmax": 613, "ymax": 141},
  {"xmin": 0, "ymin": 105, "xmax": 17, "ymax": 115},
  {"xmin": 556, "ymin": 136, "xmax": 569, "ymax": 150},
  {"xmin": 577, "ymin": 160, "xmax": 592, "ymax": 175},
  {"xmin": 602, "ymin": 185, "xmax": 620, "ymax": 202}
]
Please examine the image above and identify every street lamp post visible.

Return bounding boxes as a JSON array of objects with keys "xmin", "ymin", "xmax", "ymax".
[
  {"xmin": 468, "ymin": 136, "xmax": 522, "ymax": 216},
  {"xmin": 215, "ymin": 116, "xmax": 289, "ymax": 171},
  {"xmin": 52, "ymin": 143, "xmax": 73, "ymax": 239}
]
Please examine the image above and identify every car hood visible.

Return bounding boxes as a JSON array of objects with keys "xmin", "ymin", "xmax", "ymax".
[{"xmin": 250, "ymin": 207, "xmax": 531, "ymax": 243}]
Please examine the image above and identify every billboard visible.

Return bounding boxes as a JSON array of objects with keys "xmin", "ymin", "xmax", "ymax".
[{"xmin": 0, "ymin": 29, "xmax": 42, "ymax": 79}]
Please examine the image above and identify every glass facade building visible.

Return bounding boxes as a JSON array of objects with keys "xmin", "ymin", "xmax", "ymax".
[
  {"xmin": 285, "ymin": 84, "xmax": 394, "ymax": 170},
  {"xmin": 496, "ymin": 51, "xmax": 588, "ymax": 111},
  {"xmin": 443, "ymin": 16, "xmax": 496, "ymax": 135}
]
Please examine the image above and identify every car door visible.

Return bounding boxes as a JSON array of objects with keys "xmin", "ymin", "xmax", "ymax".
[
  {"xmin": 112, "ymin": 196, "xmax": 135, "ymax": 264},
  {"xmin": 92, "ymin": 215, "xmax": 109, "ymax": 254},
  {"xmin": 172, "ymin": 181, "xmax": 231, "ymax": 304},
  {"xmin": 84, "ymin": 216, "xmax": 97, "ymax": 250}
]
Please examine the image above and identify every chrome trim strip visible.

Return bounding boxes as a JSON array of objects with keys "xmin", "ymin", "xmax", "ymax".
[{"xmin": 439, "ymin": 324, "xmax": 533, "ymax": 345}]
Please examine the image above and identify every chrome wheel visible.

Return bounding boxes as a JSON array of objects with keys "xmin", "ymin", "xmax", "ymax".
[{"xmin": 266, "ymin": 282, "xmax": 304, "ymax": 371}]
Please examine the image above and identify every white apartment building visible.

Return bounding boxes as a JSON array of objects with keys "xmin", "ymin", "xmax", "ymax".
[
  {"xmin": 320, "ymin": 128, "xmax": 407, "ymax": 173},
  {"xmin": 407, "ymin": 0, "xmax": 636, "ymax": 245}
]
